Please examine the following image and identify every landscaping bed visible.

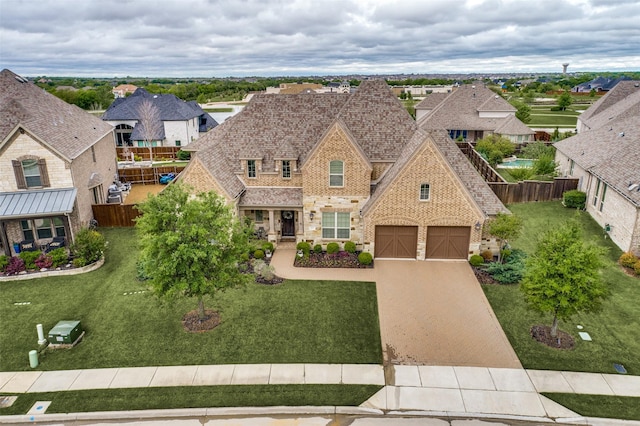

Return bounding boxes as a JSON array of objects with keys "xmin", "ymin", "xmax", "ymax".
[{"xmin": 294, "ymin": 251, "xmax": 373, "ymax": 268}]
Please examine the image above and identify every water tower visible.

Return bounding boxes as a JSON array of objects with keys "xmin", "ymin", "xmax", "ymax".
[{"xmin": 562, "ymin": 63, "xmax": 569, "ymax": 75}]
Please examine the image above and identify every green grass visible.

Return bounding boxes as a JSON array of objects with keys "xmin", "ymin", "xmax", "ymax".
[
  {"xmin": 483, "ymin": 202, "xmax": 640, "ymax": 375},
  {"xmin": 0, "ymin": 228, "xmax": 382, "ymax": 371},
  {"xmin": 528, "ymin": 105, "xmax": 580, "ymax": 127},
  {"xmin": 542, "ymin": 394, "xmax": 640, "ymax": 421},
  {"xmin": 0, "ymin": 385, "xmax": 382, "ymax": 415},
  {"xmin": 204, "ymin": 107, "xmax": 233, "ymax": 112},
  {"xmin": 152, "ymin": 161, "xmax": 188, "ymax": 167}
]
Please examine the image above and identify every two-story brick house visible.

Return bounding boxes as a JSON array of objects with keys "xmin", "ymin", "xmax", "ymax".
[
  {"xmin": 181, "ymin": 80, "xmax": 507, "ymax": 259},
  {"xmin": 0, "ymin": 69, "xmax": 117, "ymax": 256}
]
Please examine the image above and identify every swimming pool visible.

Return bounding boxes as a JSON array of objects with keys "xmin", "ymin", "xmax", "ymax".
[{"xmin": 498, "ymin": 158, "xmax": 534, "ymax": 168}]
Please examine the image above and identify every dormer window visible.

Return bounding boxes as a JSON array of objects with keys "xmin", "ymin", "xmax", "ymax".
[
  {"xmin": 329, "ymin": 160, "xmax": 344, "ymax": 187},
  {"xmin": 247, "ymin": 160, "xmax": 256, "ymax": 178},
  {"xmin": 282, "ymin": 160, "xmax": 291, "ymax": 178}
]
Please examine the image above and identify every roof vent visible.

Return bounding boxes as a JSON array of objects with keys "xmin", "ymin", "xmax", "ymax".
[
  {"xmin": 619, "ymin": 132, "xmax": 625, "ymax": 137},
  {"xmin": 629, "ymin": 183, "xmax": 639, "ymax": 191},
  {"xmin": 14, "ymin": 75, "xmax": 28, "ymax": 83}
]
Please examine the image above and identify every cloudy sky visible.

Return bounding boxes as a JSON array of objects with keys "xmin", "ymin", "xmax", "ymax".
[{"xmin": 1, "ymin": 0, "xmax": 639, "ymax": 77}]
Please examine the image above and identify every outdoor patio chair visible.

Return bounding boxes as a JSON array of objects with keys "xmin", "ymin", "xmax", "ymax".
[
  {"xmin": 19, "ymin": 240, "xmax": 38, "ymax": 252},
  {"xmin": 46, "ymin": 236, "xmax": 66, "ymax": 252}
]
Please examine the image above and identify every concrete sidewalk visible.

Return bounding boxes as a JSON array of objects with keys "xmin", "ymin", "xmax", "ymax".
[{"xmin": 1, "ymin": 364, "xmax": 639, "ymax": 423}]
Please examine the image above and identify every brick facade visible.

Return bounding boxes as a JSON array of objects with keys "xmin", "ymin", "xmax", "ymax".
[{"xmin": 363, "ymin": 140, "xmax": 484, "ymax": 258}]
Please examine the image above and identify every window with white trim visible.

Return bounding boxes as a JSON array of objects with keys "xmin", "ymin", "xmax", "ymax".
[
  {"xmin": 329, "ymin": 160, "xmax": 343, "ymax": 187},
  {"xmin": 247, "ymin": 160, "xmax": 256, "ymax": 178},
  {"xmin": 322, "ymin": 212, "xmax": 350, "ymax": 239},
  {"xmin": 419, "ymin": 183, "xmax": 430, "ymax": 201}
]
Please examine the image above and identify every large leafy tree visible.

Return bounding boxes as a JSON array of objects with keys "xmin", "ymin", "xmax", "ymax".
[
  {"xmin": 557, "ymin": 92, "xmax": 573, "ymax": 111},
  {"xmin": 136, "ymin": 183, "xmax": 252, "ymax": 321},
  {"xmin": 521, "ymin": 220, "xmax": 608, "ymax": 338},
  {"xmin": 487, "ymin": 212, "xmax": 523, "ymax": 262},
  {"xmin": 475, "ymin": 134, "xmax": 516, "ymax": 166}
]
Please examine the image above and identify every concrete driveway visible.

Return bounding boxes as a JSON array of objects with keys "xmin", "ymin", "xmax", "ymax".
[
  {"xmin": 374, "ymin": 260, "xmax": 521, "ymax": 368},
  {"xmin": 271, "ymin": 248, "xmax": 521, "ymax": 368}
]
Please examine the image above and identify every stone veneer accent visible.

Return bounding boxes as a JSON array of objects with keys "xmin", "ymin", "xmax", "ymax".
[{"xmin": 363, "ymin": 138, "xmax": 484, "ymax": 259}]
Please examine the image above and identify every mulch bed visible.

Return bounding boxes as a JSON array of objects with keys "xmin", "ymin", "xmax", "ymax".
[
  {"xmin": 294, "ymin": 251, "xmax": 372, "ymax": 268},
  {"xmin": 182, "ymin": 309, "xmax": 220, "ymax": 333},
  {"xmin": 473, "ymin": 266, "xmax": 500, "ymax": 285},
  {"xmin": 530, "ymin": 325, "xmax": 575, "ymax": 350}
]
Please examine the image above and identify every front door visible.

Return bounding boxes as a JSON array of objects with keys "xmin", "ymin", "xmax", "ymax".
[{"xmin": 281, "ymin": 211, "xmax": 295, "ymax": 237}]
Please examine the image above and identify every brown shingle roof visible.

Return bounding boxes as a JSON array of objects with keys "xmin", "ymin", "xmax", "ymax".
[
  {"xmin": 239, "ymin": 187, "xmax": 303, "ymax": 207},
  {"xmin": 555, "ymin": 115, "xmax": 640, "ymax": 207},
  {"xmin": 578, "ymin": 80, "xmax": 640, "ymax": 128},
  {"xmin": 417, "ymin": 84, "xmax": 528, "ymax": 135},
  {"xmin": 0, "ymin": 69, "xmax": 114, "ymax": 160},
  {"xmin": 415, "ymin": 92, "xmax": 448, "ymax": 110},
  {"xmin": 495, "ymin": 115, "xmax": 535, "ymax": 135}
]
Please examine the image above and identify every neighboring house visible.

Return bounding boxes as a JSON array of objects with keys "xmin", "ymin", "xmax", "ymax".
[
  {"xmin": 180, "ymin": 80, "xmax": 507, "ymax": 260},
  {"xmin": 112, "ymin": 84, "xmax": 138, "ymax": 98},
  {"xmin": 0, "ymin": 69, "xmax": 117, "ymax": 256},
  {"xmin": 555, "ymin": 81, "xmax": 640, "ymax": 255},
  {"xmin": 576, "ymin": 80, "xmax": 640, "ymax": 133},
  {"xmin": 572, "ymin": 76, "xmax": 631, "ymax": 93},
  {"xmin": 102, "ymin": 89, "xmax": 217, "ymax": 148},
  {"xmin": 416, "ymin": 84, "xmax": 534, "ymax": 144}
]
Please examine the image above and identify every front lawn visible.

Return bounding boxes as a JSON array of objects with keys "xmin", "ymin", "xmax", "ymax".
[
  {"xmin": 0, "ymin": 228, "xmax": 382, "ymax": 371},
  {"xmin": 483, "ymin": 202, "xmax": 640, "ymax": 375}
]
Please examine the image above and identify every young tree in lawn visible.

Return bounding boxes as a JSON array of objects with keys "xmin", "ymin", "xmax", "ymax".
[
  {"xmin": 513, "ymin": 101, "xmax": 531, "ymax": 124},
  {"xmin": 521, "ymin": 220, "xmax": 608, "ymax": 338},
  {"xmin": 137, "ymin": 98, "xmax": 163, "ymax": 162},
  {"xmin": 487, "ymin": 212, "xmax": 523, "ymax": 262},
  {"xmin": 136, "ymin": 183, "xmax": 252, "ymax": 322},
  {"xmin": 557, "ymin": 92, "xmax": 573, "ymax": 111}
]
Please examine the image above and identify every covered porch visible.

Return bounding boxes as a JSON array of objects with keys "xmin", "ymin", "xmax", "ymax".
[
  {"xmin": 238, "ymin": 187, "xmax": 304, "ymax": 244},
  {"xmin": 0, "ymin": 188, "xmax": 76, "ymax": 256}
]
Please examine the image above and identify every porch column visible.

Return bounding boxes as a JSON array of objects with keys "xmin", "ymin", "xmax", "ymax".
[
  {"xmin": 296, "ymin": 210, "xmax": 304, "ymax": 236},
  {"xmin": 267, "ymin": 209, "xmax": 276, "ymax": 240}
]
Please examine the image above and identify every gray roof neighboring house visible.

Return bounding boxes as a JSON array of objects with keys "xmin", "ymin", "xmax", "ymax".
[
  {"xmin": 0, "ymin": 188, "xmax": 77, "ymax": 219},
  {"xmin": 0, "ymin": 69, "xmax": 114, "ymax": 160},
  {"xmin": 102, "ymin": 88, "xmax": 218, "ymax": 139}
]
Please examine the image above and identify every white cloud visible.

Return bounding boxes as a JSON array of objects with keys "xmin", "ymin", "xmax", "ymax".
[{"xmin": 0, "ymin": 0, "xmax": 638, "ymax": 76}]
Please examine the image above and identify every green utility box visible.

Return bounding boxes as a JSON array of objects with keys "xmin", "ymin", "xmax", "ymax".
[{"xmin": 48, "ymin": 320, "xmax": 83, "ymax": 344}]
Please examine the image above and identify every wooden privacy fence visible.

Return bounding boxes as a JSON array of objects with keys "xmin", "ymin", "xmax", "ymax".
[
  {"xmin": 92, "ymin": 204, "xmax": 141, "ymax": 227},
  {"xmin": 118, "ymin": 166, "xmax": 185, "ymax": 185},
  {"xmin": 457, "ymin": 143, "xmax": 506, "ymax": 183},
  {"xmin": 116, "ymin": 146, "xmax": 182, "ymax": 161},
  {"xmin": 489, "ymin": 178, "xmax": 578, "ymax": 204}
]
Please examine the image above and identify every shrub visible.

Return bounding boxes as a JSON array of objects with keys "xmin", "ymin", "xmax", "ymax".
[
  {"xmin": 240, "ymin": 252, "xmax": 250, "ymax": 262},
  {"xmin": 73, "ymin": 257, "xmax": 88, "ymax": 268},
  {"xmin": 136, "ymin": 260, "xmax": 151, "ymax": 281},
  {"xmin": 313, "ymin": 244, "xmax": 323, "ymax": 254},
  {"xmin": 634, "ymin": 260, "xmax": 640, "ymax": 276},
  {"xmin": 0, "ymin": 255, "xmax": 8, "ymax": 272},
  {"xmin": 326, "ymin": 242, "xmax": 340, "ymax": 254},
  {"xmin": 253, "ymin": 249, "xmax": 265, "ymax": 259},
  {"xmin": 521, "ymin": 142, "xmax": 555, "ymax": 160},
  {"xmin": 253, "ymin": 259, "xmax": 266, "ymax": 275},
  {"xmin": 500, "ymin": 248, "xmax": 512, "ymax": 260},
  {"xmin": 260, "ymin": 264, "xmax": 276, "ymax": 281},
  {"xmin": 261, "ymin": 241, "xmax": 274, "ymax": 252},
  {"xmin": 619, "ymin": 252, "xmax": 638, "ymax": 268},
  {"xmin": 481, "ymin": 250, "xmax": 494, "ymax": 262},
  {"xmin": 4, "ymin": 256, "xmax": 25, "ymax": 275},
  {"xmin": 176, "ymin": 150, "xmax": 191, "ymax": 161},
  {"xmin": 484, "ymin": 248, "xmax": 527, "ymax": 284},
  {"xmin": 358, "ymin": 252, "xmax": 373, "ymax": 265},
  {"xmin": 71, "ymin": 228, "xmax": 106, "ymax": 264},
  {"xmin": 344, "ymin": 241, "xmax": 357, "ymax": 253},
  {"xmin": 49, "ymin": 248, "xmax": 68, "ymax": 268},
  {"xmin": 19, "ymin": 251, "xmax": 40, "ymax": 270},
  {"xmin": 533, "ymin": 154, "xmax": 557, "ymax": 175},
  {"xmin": 35, "ymin": 253, "xmax": 53, "ymax": 269},
  {"xmin": 296, "ymin": 241, "xmax": 311, "ymax": 255},
  {"xmin": 469, "ymin": 254, "xmax": 485, "ymax": 267},
  {"xmin": 563, "ymin": 190, "xmax": 587, "ymax": 209},
  {"xmin": 133, "ymin": 154, "xmax": 142, "ymax": 161},
  {"xmin": 508, "ymin": 167, "xmax": 534, "ymax": 181}
]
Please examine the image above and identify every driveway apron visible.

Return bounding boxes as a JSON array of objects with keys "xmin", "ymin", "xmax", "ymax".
[{"xmin": 374, "ymin": 259, "xmax": 521, "ymax": 368}]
